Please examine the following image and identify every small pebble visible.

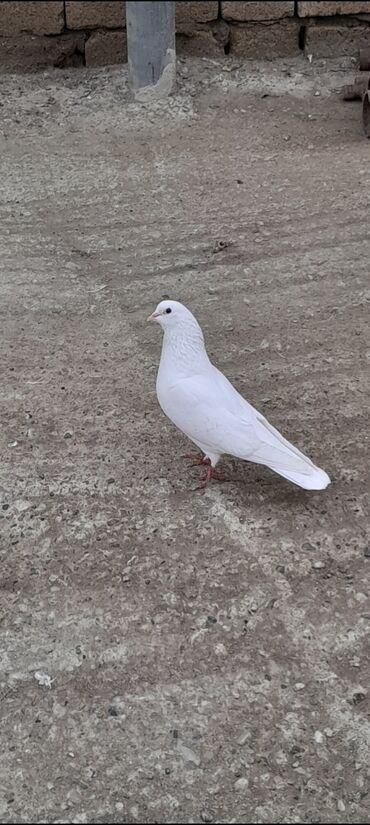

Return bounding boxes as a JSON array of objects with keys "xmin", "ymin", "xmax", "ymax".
[
  {"xmin": 313, "ymin": 561, "xmax": 325, "ymax": 569},
  {"xmin": 302, "ymin": 541, "xmax": 315, "ymax": 552},
  {"xmin": 177, "ymin": 743, "xmax": 200, "ymax": 766},
  {"xmin": 237, "ymin": 732, "xmax": 250, "ymax": 746},
  {"xmin": 294, "ymin": 683, "xmax": 305, "ymax": 691},
  {"xmin": 352, "ymin": 689, "xmax": 367, "ymax": 704},
  {"xmin": 337, "ymin": 800, "xmax": 346, "ymax": 812},
  {"xmin": 234, "ymin": 777, "xmax": 249, "ymax": 791},
  {"xmin": 67, "ymin": 788, "xmax": 81, "ymax": 805},
  {"xmin": 314, "ymin": 731, "xmax": 324, "ymax": 744}
]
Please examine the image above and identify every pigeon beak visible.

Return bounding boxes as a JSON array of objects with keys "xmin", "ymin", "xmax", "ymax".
[{"xmin": 147, "ymin": 312, "xmax": 160, "ymax": 322}]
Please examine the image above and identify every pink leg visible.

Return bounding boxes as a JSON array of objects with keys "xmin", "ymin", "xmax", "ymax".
[
  {"xmin": 182, "ymin": 451, "xmax": 210, "ymax": 467},
  {"xmin": 198, "ymin": 465, "xmax": 224, "ymax": 489}
]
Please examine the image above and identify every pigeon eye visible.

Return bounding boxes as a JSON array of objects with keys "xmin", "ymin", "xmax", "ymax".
[{"xmin": 165, "ymin": 307, "xmax": 172, "ymax": 314}]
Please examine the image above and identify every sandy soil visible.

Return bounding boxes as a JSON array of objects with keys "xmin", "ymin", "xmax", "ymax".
[{"xmin": 0, "ymin": 55, "xmax": 369, "ymax": 824}]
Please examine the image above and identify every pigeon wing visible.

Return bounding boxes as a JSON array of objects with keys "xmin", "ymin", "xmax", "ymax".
[{"xmin": 157, "ymin": 371, "xmax": 257, "ymax": 458}]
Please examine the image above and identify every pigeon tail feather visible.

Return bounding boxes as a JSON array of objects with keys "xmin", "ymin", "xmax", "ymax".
[
  {"xmin": 251, "ymin": 415, "xmax": 331, "ymax": 490},
  {"xmin": 262, "ymin": 463, "xmax": 330, "ymax": 490}
]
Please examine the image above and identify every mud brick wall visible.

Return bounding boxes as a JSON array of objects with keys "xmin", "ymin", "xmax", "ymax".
[{"xmin": 0, "ymin": 1, "xmax": 370, "ymax": 71}]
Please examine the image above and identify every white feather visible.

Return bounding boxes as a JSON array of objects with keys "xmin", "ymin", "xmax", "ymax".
[{"xmin": 151, "ymin": 300, "xmax": 330, "ymax": 491}]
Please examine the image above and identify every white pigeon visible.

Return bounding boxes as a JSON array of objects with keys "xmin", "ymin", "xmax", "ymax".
[{"xmin": 148, "ymin": 300, "xmax": 330, "ymax": 490}]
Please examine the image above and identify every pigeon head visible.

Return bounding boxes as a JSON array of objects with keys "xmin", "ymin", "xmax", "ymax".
[{"xmin": 147, "ymin": 300, "xmax": 198, "ymax": 330}]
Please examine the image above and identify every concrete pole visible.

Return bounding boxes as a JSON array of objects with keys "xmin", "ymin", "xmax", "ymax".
[{"xmin": 126, "ymin": 2, "xmax": 176, "ymax": 102}]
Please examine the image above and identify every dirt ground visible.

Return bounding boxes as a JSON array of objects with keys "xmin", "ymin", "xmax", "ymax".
[{"xmin": 0, "ymin": 55, "xmax": 369, "ymax": 824}]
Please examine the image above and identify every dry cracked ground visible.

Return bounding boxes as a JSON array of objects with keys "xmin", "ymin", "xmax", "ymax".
[{"xmin": 0, "ymin": 56, "xmax": 369, "ymax": 824}]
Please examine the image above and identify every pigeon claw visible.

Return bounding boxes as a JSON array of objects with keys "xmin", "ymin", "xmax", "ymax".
[
  {"xmin": 182, "ymin": 452, "xmax": 210, "ymax": 466},
  {"xmin": 192, "ymin": 457, "xmax": 211, "ymax": 467},
  {"xmin": 198, "ymin": 466, "xmax": 224, "ymax": 488}
]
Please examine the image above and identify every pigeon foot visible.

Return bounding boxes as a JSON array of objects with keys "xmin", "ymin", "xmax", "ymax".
[
  {"xmin": 198, "ymin": 466, "xmax": 224, "ymax": 488},
  {"xmin": 182, "ymin": 452, "xmax": 210, "ymax": 466}
]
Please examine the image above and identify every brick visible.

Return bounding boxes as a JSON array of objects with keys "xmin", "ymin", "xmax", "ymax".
[
  {"xmin": 222, "ymin": 2, "xmax": 294, "ymax": 21},
  {"xmin": 0, "ymin": 32, "xmax": 86, "ymax": 71},
  {"xmin": 176, "ymin": 1, "xmax": 218, "ymax": 32},
  {"xmin": 85, "ymin": 29, "xmax": 127, "ymax": 66},
  {"xmin": 305, "ymin": 21, "xmax": 370, "ymax": 55},
  {"xmin": 0, "ymin": 1, "xmax": 64, "ymax": 36},
  {"xmin": 65, "ymin": 1, "xmax": 125, "ymax": 30},
  {"xmin": 298, "ymin": 2, "xmax": 370, "ymax": 16},
  {"xmin": 177, "ymin": 21, "xmax": 229, "ymax": 55},
  {"xmin": 229, "ymin": 20, "xmax": 300, "ymax": 57}
]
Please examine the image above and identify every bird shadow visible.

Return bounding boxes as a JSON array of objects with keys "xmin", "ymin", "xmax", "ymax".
[{"xmin": 204, "ymin": 458, "xmax": 331, "ymax": 512}]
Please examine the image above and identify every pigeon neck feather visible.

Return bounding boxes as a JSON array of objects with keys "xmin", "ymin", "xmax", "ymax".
[{"xmin": 160, "ymin": 318, "xmax": 210, "ymax": 374}]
